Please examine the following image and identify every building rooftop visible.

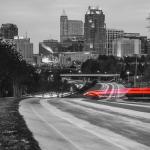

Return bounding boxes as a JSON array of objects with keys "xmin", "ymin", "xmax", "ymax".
[{"xmin": 86, "ymin": 6, "xmax": 103, "ymax": 15}]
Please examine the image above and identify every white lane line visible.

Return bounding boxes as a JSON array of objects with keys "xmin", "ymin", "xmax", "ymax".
[
  {"xmin": 42, "ymin": 99, "xmax": 150, "ymax": 150},
  {"xmin": 99, "ymin": 100, "xmax": 150, "ymax": 108},
  {"xmin": 41, "ymin": 100, "xmax": 128, "ymax": 150},
  {"xmin": 64, "ymin": 99, "xmax": 150, "ymax": 132},
  {"xmin": 30, "ymin": 105, "xmax": 82, "ymax": 150},
  {"xmin": 69, "ymin": 98, "xmax": 150, "ymax": 120}
]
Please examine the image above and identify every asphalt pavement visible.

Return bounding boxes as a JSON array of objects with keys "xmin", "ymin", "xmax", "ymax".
[{"xmin": 19, "ymin": 96, "xmax": 150, "ymax": 150}]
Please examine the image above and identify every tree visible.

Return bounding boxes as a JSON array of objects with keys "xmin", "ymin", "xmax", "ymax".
[
  {"xmin": 0, "ymin": 39, "xmax": 39, "ymax": 97},
  {"xmin": 81, "ymin": 59, "xmax": 99, "ymax": 74},
  {"xmin": 143, "ymin": 65, "xmax": 150, "ymax": 81},
  {"xmin": 97, "ymin": 55, "xmax": 120, "ymax": 73}
]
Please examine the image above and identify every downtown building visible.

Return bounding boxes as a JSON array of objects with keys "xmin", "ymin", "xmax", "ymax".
[
  {"xmin": 84, "ymin": 6, "xmax": 106, "ymax": 55},
  {"xmin": 147, "ymin": 39, "xmax": 150, "ymax": 55},
  {"xmin": 112, "ymin": 33, "xmax": 149, "ymax": 57},
  {"xmin": 39, "ymin": 39, "xmax": 60, "ymax": 65},
  {"xmin": 68, "ymin": 20, "xmax": 83, "ymax": 40},
  {"xmin": 39, "ymin": 39, "xmax": 59, "ymax": 56},
  {"xmin": 60, "ymin": 10, "xmax": 83, "ymax": 43},
  {"xmin": 106, "ymin": 29, "xmax": 124, "ymax": 55},
  {"xmin": 59, "ymin": 51, "xmax": 99, "ymax": 67},
  {"xmin": 112, "ymin": 38, "xmax": 141, "ymax": 57},
  {"xmin": 14, "ymin": 36, "xmax": 34, "ymax": 64},
  {"xmin": 123, "ymin": 33, "xmax": 148, "ymax": 55},
  {"xmin": 0, "ymin": 23, "xmax": 18, "ymax": 39}
]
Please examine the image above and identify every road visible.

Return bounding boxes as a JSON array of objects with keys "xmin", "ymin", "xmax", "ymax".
[{"xmin": 19, "ymin": 83, "xmax": 150, "ymax": 150}]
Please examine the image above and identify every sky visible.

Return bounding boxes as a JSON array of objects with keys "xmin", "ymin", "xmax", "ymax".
[{"xmin": 0, "ymin": 0, "xmax": 150, "ymax": 53}]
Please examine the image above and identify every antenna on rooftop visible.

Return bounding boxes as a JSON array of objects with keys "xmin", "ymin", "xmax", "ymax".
[
  {"xmin": 146, "ymin": 14, "xmax": 150, "ymax": 28},
  {"xmin": 62, "ymin": 9, "xmax": 67, "ymax": 16}
]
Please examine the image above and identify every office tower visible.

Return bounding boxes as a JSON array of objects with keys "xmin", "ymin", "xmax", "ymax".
[
  {"xmin": 60, "ymin": 10, "xmax": 83, "ymax": 42},
  {"xmin": 113, "ymin": 38, "xmax": 141, "ymax": 57},
  {"xmin": 84, "ymin": 6, "xmax": 106, "ymax": 54},
  {"xmin": 106, "ymin": 29, "xmax": 124, "ymax": 55},
  {"xmin": 60, "ymin": 10, "xmax": 68, "ymax": 42},
  {"xmin": 68, "ymin": 20, "xmax": 83, "ymax": 40},
  {"xmin": 14, "ymin": 36, "xmax": 33, "ymax": 64},
  {"xmin": 0, "ymin": 23, "xmax": 18, "ymax": 39},
  {"xmin": 124, "ymin": 33, "xmax": 148, "ymax": 54}
]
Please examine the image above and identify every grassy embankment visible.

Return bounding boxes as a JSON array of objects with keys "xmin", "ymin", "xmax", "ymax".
[{"xmin": 0, "ymin": 97, "xmax": 41, "ymax": 150}]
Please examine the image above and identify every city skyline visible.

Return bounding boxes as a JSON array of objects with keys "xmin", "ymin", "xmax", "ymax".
[{"xmin": 0, "ymin": 0, "xmax": 150, "ymax": 53}]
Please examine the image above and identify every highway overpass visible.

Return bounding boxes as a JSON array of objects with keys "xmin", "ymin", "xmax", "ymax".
[{"xmin": 60, "ymin": 73, "xmax": 120, "ymax": 81}]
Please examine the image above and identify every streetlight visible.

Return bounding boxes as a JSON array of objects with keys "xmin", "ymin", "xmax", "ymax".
[{"xmin": 126, "ymin": 71, "xmax": 130, "ymax": 83}]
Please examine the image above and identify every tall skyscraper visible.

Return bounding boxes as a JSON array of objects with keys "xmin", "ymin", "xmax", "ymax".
[
  {"xmin": 0, "ymin": 23, "xmax": 18, "ymax": 39},
  {"xmin": 84, "ymin": 6, "xmax": 106, "ymax": 54},
  {"xmin": 60, "ymin": 10, "xmax": 68, "ymax": 42},
  {"xmin": 106, "ymin": 29, "xmax": 124, "ymax": 55},
  {"xmin": 60, "ymin": 10, "xmax": 83, "ymax": 42},
  {"xmin": 68, "ymin": 20, "xmax": 83, "ymax": 39}
]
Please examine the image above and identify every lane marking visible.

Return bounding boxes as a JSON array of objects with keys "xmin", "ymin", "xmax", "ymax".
[
  {"xmin": 67, "ymin": 97, "xmax": 150, "ymax": 120},
  {"xmin": 30, "ymin": 105, "xmax": 82, "ymax": 150},
  {"xmin": 41, "ymin": 100, "xmax": 129, "ymax": 150},
  {"xmin": 42, "ymin": 99, "xmax": 150, "ymax": 150},
  {"xmin": 62, "ymin": 99, "xmax": 150, "ymax": 132},
  {"xmin": 99, "ymin": 100, "xmax": 150, "ymax": 108}
]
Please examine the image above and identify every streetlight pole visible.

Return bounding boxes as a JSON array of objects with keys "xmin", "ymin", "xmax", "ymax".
[
  {"xmin": 134, "ymin": 55, "xmax": 138, "ymax": 87},
  {"xmin": 140, "ymin": 63, "xmax": 144, "ymax": 87}
]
